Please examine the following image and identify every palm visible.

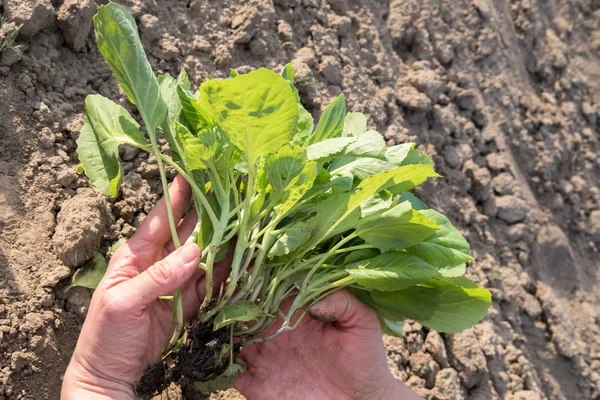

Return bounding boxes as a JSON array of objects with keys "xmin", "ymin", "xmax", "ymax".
[{"xmin": 236, "ymin": 295, "xmax": 393, "ymax": 400}]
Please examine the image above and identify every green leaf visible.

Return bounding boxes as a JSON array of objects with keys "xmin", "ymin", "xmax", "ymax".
[
  {"xmin": 405, "ymin": 209, "xmax": 473, "ymax": 269},
  {"xmin": 264, "ymin": 146, "xmax": 305, "ymax": 192},
  {"xmin": 416, "ymin": 277, "xmax": 491, "ymax": 333},
  {"xmin": 341, "ymin": 130, "xmax": 386, "ymax": 159},
  {"xmin": 355, "ymin": 202, "xmax": 440, "ymax": 251},
  {"xmin": 269, "ymin": 219, "xmax": 316, "ymax": 257},
  {"xmin": 343, "ymin": 112, "xmax": 367, "ymax": 137},
  {"xmin": 281, "ymin": 63, "xmax": 300, "ymax": 103},
  {"xmin": 200, "ymin": 68, "xmax": 298, "ymax": 166},
  {"xmin": 439, "ymin": 264, "xmax": 467, "ymax": 277},
  {"xmin": 385, "ymin": 143, "xmax": 415, "ymax": 164},
  {"xmin": 94, "ymin": 3, "xmax": 166, "ymax": 134},
  {"xmin": 312, "ymin": 94, "xmax": 346, "ymax": 143},
  {"xmin": 398, "ymin": 192, "xmax": 428, "ymax": 211},
  {"xmin": 371, "ymin": 286, "xmax": 439, "ymax": 321},
  {"xmin": 213, "ymin": 301, "xmax": 263, "ymax": 330},
  {"xmin": 400, "ymin": 148, "xmax": 434, "ymax": 167},
  {"xmin": 346, "ymin": 164, "xmax": 439, "ymax": 215},
  {"xmin": 292, "ymin": 104, "xmax": 314, "ymax": 146},
  {"xmin": 65, "ymin": 252, "xmax": 107, "ymax": 291},
  {"xmin": 158, "ymin": 74, "xmax": 183, "ymax": 129},
  {"xmin": 177, "ymin": 84, "xmax": 208, "ymax": 130},
  {"xmin": 306, "ymin": 136, "xmax": 357, "ymax": 161},
  {"xmin": 343, "ymin": 249, "xmax": 380, "ymax": 265},
  {"xmin": 194, "ymin": 363, "xmax": 246, "ymax": 392},
  {"xmin": 333, "ymin": 158, "xmax": 398, "ymax": 180},
  {"xmin": 175, "ymin": 122, "xmax": 215, "ymax": 171},
  {"xmin": 77, "ymin": 94, "xmax": 147, "ymax": 197},
  {"xmin": 380, "ymin": 317, "xmax": 404, "ymax": 337},
  {"xmin": 360, "ymin": 190, "xmax": 393, "ymax": 217},
  {"xmin": 346, "ymin": 251, "xmax": 438, "ymax": 291},
  {"xmin": 274, "ymin": 160, "xmax": 318, "ymax": 217}
]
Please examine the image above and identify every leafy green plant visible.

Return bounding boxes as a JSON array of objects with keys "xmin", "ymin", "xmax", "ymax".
[
  {"xmin": 0, "ymin": 15, "xmax": 21, "ymax": 53},
  {"xmin": 77, "ymin": 3, "xmax": 491, "ymax": 396}
]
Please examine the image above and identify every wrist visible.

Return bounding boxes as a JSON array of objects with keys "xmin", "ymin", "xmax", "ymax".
[{"xmin": 62, "ymin": 355, "xmax": 136, "ymax": 400}]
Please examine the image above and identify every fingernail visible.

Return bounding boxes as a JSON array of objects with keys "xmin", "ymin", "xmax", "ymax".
[{"xmin": 177, "ymin": 243, "xmax": 200, "ymax": 267}]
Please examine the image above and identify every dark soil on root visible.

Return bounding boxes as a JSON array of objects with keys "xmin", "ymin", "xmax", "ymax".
[{"xmin": 135, "ymin": 322, "xmax": 232, "ymax": 399}]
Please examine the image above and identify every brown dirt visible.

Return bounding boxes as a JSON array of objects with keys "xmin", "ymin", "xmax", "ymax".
[{"xmin": 0, "ymin": 0, "xmax": 599, "ymax": 399}]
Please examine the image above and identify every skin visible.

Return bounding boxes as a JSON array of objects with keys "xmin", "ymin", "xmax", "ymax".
[{"xmin": 61, "ymin": 176, "xmax": 421, "ymax": 400}]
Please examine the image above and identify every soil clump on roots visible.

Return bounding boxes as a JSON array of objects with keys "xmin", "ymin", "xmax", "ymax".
[{"xmin": 135, "ymin": 322, "xmax": 232, "ymax": 399}]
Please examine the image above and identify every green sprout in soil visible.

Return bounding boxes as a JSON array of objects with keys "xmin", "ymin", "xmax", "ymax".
[
  {"xmin": 76, "ymin": 3, "xmax": 492, "ymax": 397},
  {"xmin": 0, "ymin": 15, "xmax": 21, "ymax": 53}
]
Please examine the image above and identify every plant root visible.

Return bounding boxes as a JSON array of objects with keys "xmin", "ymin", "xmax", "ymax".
[{"xmin": 134, "ymin": 321, "xmax": 232, "ymax": 399}]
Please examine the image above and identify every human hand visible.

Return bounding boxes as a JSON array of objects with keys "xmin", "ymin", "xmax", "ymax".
[
  {"xmin": 235, "ymin": 290, "xmax": 422, "ymax": 400},
  {"xmin": 61, "ymin": 176, "xmax": 229, "ymax": 399}
]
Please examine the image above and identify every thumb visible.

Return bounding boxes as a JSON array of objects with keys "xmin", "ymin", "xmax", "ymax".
[
  {"xmin": 308, "ymin": 289, "xmax": 378, "ymax": 329},
  {"xmin": 123, "ymin": 243, "xmax": 201, "ymax": 304}
]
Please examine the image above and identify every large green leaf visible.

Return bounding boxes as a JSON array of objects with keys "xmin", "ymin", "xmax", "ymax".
[
  {"xmin": 417, "ymin": 277, "xmax": 491, "ymax": 333},
  {"xmin": 213, "ymin": 301, "xmax": 263, "ymax": 330},
  {"xmin": 200, "ymin": 68, "xmax": 298, "ymax": 165},
  {"xmin": 406, "ymin": 209, "xmax": 474, "ymax": 270},
  {"xmin": 306, "ymin": 136, "xmax": 357, "ymax": 161},
  {"xmin": 346, "ymin": 164, "xmax": 439, "ymax": 216},
  {"xmin": 311, "ymin": 94, "xmax": 346, "ymax": 143},
  {"xmin": 371, "ymin": 286, "xmax": 439, "ymax": 321},
  {"xmin": 342, "ymin": 112, "xmax": 367, "ymax": 137},
  {"xmin": 94, "ymin": 3, "xmax": 166, "ymax": 134},
  {"xmin": 77, "ymin": 95, "xmax": 147, "ymax": 196},
  {"xmin": 355, "ymin": 201, "xmax": 439, "ymax": 251},
  {"xmin": 385, "ymin": 143, "xmax": 415, "ymax": 164},
  {"xmin": 346, "ymin": 251, "xmax": 438, "ymax": 291},
  {"xmin": 341, "ymin": 130, "xmax": 386, "ymax": 159},
  {"xmin": 332, "ymin": 157, "xmax": 398, "ymax": 179}
]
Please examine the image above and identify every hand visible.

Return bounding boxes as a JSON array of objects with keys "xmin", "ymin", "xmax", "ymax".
[
  {"xmin": 61, "ymin": 176, "xmax": 229, "ymax": 399},
  {"xmin": 235, "ymin": 290, "xmax": 422, "ymax": 400}
]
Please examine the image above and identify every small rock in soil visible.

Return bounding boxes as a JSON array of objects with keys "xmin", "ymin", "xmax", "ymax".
[
  {"xmin": 409, "ymin": 351, "xmax": 440, "ymax": 388},
  {"xmin": 10, "ymin": 351, "xmax": 36, "ymax": 372},
  {"xmin": 53, "ymin": 188, "xmax": 112, "ymax": 267},
  {"xmin": 425, "ymin": 330, "xmax": 449, "ymax": 368},
  {"xmin": 496, "ymin": 195, "xmax": 530, "ymax": 223},
  {"xmin": 446, "ymin": 329, "xmax": 489, "ymax": 389},
  {"xmin": 396, "ymin": 85, "xmax": 432, "ymax": 111},
  {"xmin": 0, "ymin": 47, "xmax": 23, "ymax": 67},
  {"xmin": 65, "ymin": 287, "xmax": 92, "ymax": 318},
  {"xmin": 587, "ymin": 210, "xmax": 600, "ymax": 242},
  {"xmin": 4, "ymin": 0, "xmax": 56, "ymax": 38},
  {"xmin": 57, "ymin": 0, "xmax": 96, "ymax": 52},
  {"xmin": 40, "ymin": 263, "xmax": 71, "ymax": 288},
  {"xmin": 432, "ymin": 368, "xmax": 465, "ymax": 400}
]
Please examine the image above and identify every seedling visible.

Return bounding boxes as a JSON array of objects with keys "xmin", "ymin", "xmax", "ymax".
[
  {"xmin": 77, "ymin": 3, "xmax": 491, "ymax": 396},
  {"xmin": 0, "ymin": 15, "xmax": 21, "ymax": 53}
]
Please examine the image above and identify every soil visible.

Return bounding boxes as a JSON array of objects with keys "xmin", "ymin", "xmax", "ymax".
[{"xmin": 0, "ymin": 0, "xmax": 599, "ymax": 399}]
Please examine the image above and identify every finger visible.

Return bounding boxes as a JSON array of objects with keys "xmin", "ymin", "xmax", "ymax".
[
  {"xmin": 165, "ymin": 210, "xmax": 198, "ymax": 253},
  {"xmin": 308, "ymin": 289, "xmax": 377, "ymax": 330},
  {"xmin": 129, "ymin": 175, "xmax": 192, "ymax": 249},
  {"xmin": 120, "ymin": 243, "xmax": 201, "ymax": 304}
]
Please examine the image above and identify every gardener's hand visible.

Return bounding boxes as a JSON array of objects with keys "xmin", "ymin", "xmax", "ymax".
[
  {"xmin": 235, "ymin": 290, "xmax": 422, "ymax": 400},
  {"xmin": 62, "ymin": 176, "xmax": 228, "ymax": 400}
]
